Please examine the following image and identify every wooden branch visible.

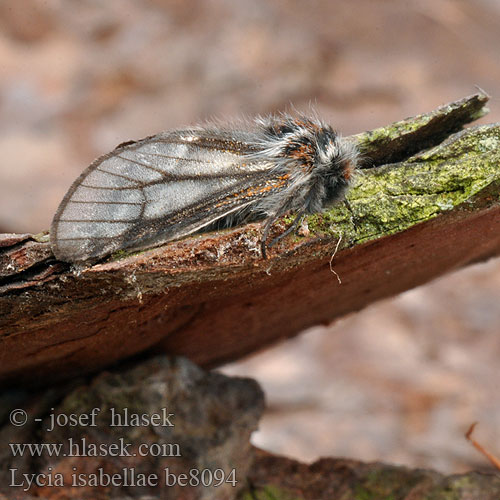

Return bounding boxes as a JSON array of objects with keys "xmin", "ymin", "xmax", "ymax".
[{"xmin": 1, "ymin": 93, "xmax": 498, "ymax": 387}]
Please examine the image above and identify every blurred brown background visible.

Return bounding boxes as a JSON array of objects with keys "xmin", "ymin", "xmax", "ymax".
[{"xmin": 1, "ymin": 0, "xmax": 499, "ymax": 474}]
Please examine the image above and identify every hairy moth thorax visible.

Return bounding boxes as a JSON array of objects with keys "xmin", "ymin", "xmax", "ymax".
[{"xmin": 256, "ymin": 114, "xmax": 358, "ymax": 212}]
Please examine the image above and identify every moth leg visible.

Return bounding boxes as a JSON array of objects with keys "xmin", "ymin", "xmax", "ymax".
[
  {"xmin": 260, "ymin": 210, "xmax": 306, "ymax": 258},
  {"xmin": 261, "ymin": 186, "xmax": 306, "ymax": 258},
  {"xmin": 260, "ymin": 215, "xmax": 280, "ymax": 259},
  {"xmin": 268, "ymin": 211, "xmax": 305, "ymax": 248}
]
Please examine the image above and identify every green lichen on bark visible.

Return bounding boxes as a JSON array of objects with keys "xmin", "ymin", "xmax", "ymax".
[
  {"xmin": 352, "ymin": 92, "xmax": 489, "ymax": 166},
  {"xmin": 355, "ymin": 98, "xmax": 487, "ymax": 152},
  {"xmin": 306, "ymin": 123, "xmax": 500, "ymax": 248}
]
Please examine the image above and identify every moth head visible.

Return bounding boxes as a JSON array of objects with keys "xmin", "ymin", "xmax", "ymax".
[{"xmin": 316, "ymin": 129, "xmax": 359, "ymax": 206}]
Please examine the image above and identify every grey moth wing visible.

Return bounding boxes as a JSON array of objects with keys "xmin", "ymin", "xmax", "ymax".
[{"xmin": 50, "ymin": 129, "xmax": 280, "ymax": 263}]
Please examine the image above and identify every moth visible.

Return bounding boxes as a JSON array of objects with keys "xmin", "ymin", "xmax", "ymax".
[{"xmin": 50, "ymin": 114, "xmax": 359, "ymax": 263}]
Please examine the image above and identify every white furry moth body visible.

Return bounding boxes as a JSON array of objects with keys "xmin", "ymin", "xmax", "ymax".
[{"xmin": 50, "ymin": 115, "xmax": 359, "ymax": 263}]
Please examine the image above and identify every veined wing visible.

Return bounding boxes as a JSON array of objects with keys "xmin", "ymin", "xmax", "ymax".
[{"xmin": 50, "ymin": 129, "xmax": 285, "ymax": 263}]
